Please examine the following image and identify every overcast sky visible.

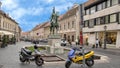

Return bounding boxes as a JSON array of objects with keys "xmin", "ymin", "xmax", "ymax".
[{"xmin": 1, "ymin": 0, "xmax": 87, "ymax": 32}]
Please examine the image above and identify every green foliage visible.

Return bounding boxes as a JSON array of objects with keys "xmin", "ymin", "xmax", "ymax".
[
  {"xmin": 11, "ymin": 36, "xmax": 16, "ymax": 44},
  {"xmin": 27, "ymin": 46, "xmax": 46, "ymax": 52},
  {"xmin": 2, "ymin": 35, "xmax": 8, "ymax": 44}
]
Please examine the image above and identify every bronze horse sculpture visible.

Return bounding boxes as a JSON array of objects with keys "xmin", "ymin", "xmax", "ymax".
[{"xmin": 50, "ymin": 7, "xmax": 59, "ymax": 34}]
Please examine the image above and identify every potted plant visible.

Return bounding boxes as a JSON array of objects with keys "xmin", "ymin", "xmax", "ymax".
[
  {"xmin": 1, "ymin": 35, "xmax": 8, "ymax": 48},
  {"xmin": 11, "ymin": 36, "xmax": 16, "ymax": 44}
]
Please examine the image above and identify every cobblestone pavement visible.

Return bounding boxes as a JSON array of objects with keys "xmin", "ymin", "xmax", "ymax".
[{"xmin": 0, "ymin": 41, "xmax": 120, "ymax": 68}]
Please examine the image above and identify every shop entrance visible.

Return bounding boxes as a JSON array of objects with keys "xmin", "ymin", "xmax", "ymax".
[{"xmin": 98, "ymin": 32, "xmax": 117, "ymax": 45}]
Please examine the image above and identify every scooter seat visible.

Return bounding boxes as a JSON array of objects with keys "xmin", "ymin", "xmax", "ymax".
[
  {"xmin": 22, "ymin": 48, "xmax": 32, "ymax": 55},
  {"xmin": 78, "ymin": 51, "xmax": 91, "ymax": 56},
  {"xmin": 85, "ymin": 51, "xmax": 91, "ymax": 55}
]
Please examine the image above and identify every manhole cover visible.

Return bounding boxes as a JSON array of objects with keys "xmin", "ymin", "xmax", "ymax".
[
  {"xmin": 0, "ymin": 65, "xmax": 3, "ymax": 68},
  {"xmin": 41, "ymin": 55, "xmax": 65, "ymax": 62}
]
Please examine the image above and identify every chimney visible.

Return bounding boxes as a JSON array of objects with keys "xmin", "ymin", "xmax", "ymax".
[
  {"xmin": 72, "ymin": 3, "xmax": 79, "ymax": 8},
  {"xmin": 67, "ymin": 7, "xmax": 70, "ymax": 10}
]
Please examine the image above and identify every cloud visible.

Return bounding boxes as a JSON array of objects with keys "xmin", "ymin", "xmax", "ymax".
[
  {"xmin": 55, "ymin": 2, "xmax": 73, "ymax": 13},
  {"xmin": 1, "ymin": 0, "xmax": 18, "ymax": 10},
  {"xmin": 27, "ymin": 7, "xmax": 44, "ymax": 16},
  {"xmin": 10, "ymin": 8, "xmax": 26, "ymax": 20},
  {"xmin": 11, "ymin": 7, "xmax": 44, "ymax": 20},
  {"xmin": 47, "ymin": 0, "xmax": 54, "ymax": 3},
  {"xmin": 1, "ymin": 0, "xmax": 87, "ymax": 31},
  {"xmin": 17, "ymin": 18, "xmax": 39, "ymax": 31}
]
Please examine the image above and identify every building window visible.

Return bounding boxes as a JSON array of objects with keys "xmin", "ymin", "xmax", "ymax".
[
  {"xmin": 100, "ymin": 17, "xmax": 105, "ymax": 24},
  {"xmin": 84, "ymin": 20, "xmax": 89, "ymax": 27},
  {"xmin": 97, "ymin": 4, "xmax": 102, "ymax": 11},
  {"xmin": 64, "ymin": 24, "xmax": 65, "ymax": 30},
  {"xmin": 111, "ymin": 0, "xmax": 118, "ymax": 6},
  {"xmin": 3, "ymin": 22, "xmax": 4, "ymax": 28},
  {"xmin": 119, "ymin": 13, "xmax": 120, "ymax": 23},
  {"xmin": 96, "ymin": 17, "xmax": 104, "ymax": 25},
  {"xmin": 105, "ymin": 15, "xmax": 109, "ymax": 24},
  {"xmin": 110, "ymin": 14, "xmax": 117, "ymax": 23},
  {"xmin": 0, "ymin": 17, "xmax": 1, "ymax": 28},
  {"xmin": 86, "ymin": 9, "xmax": 90, "ymax": 15},
  {"xmin": 68, "ymin": 35, "xmax": 70, "ymax": 42},
  {"xmin": 88, "ymin": 19, "xmax": 94, "ymax": 28},
  {"xmin": 59, "ymin": 25, "xmax": 61, "ymax": 30},
  {"xmin": 7, "ymin": 23, "xmax": 8, "ymax": 29},
  {"xmin": 102, "ymin": 2, "xmax": 106, "ymax": 9},
  {"xmin": 90, "ymin": 6, "xmax": 96, "ymax": 14},
  {"xmin": 96, "ymin": 18, "xmax": 101, "ymax": 25},
  {"xmin": 72, "ymin": 35, "xmax": 74, "ymax": 42},
  {"xmin": 68, "ymin": 22, "xmax": 70, "ymax": 29},
  {"xmin": 72, "ymin": 21, "xmax": 74, "ymax": 28},
  {"xmin": 107, "ymin": 0, "xmax": 111, "ymax": 7}
]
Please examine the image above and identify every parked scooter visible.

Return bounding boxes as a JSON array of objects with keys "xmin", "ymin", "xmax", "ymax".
[
  {"xmin": 65, "ymin": 47, "xmax": 94, "ymax": 68},
  {"xmin": 19, "ymin": 45, "xmax": 44, "ymax": 66}
]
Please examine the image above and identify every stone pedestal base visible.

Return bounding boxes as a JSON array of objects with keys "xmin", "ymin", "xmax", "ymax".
[
  {"xmin": 46, "ymin": 45, "xmax": 64, "ymax": 54},
  {"xmin": 47, "ymin": 34, "xmax": 64, "ymax": 54}
]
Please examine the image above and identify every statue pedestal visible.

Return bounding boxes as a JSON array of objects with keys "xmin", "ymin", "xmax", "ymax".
[{"xmin": 47, "ymin": 34, "xmax": 64, "ymax": 54}]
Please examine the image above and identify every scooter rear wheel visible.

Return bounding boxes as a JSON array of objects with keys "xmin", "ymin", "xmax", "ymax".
[
  {"xmin": 19, "ymin": 56, "xmax": 26, "ymax": 62},
  {"xmin": 65, "ymin": 61, "xmax": 72, "ymax": 68}
]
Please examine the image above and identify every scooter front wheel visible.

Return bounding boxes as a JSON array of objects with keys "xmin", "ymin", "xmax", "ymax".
[
  {"xmin": 35, "ymin": 56, "xmax": 44, "ymax": 66},
  {"xmin": 85, "ymin": 58, "xmax": 94, "ymax": 67},
  {"xmin": 65, "ymin": 61, "xmax": 72, "ymax": 68}
]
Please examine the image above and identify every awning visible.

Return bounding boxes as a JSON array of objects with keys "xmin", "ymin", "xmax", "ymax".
[{"xmin": 0, "ymin": 30, "xmax": 14, "ymax": 35}]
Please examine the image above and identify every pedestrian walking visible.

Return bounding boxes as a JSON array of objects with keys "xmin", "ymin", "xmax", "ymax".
[
  {"xmin": 96, "ymin": 39, "xmax": 99, "ymax": 48},
  {"xmin": 75, "ymin": 39, "xmax": 78, "ymax": 45}
]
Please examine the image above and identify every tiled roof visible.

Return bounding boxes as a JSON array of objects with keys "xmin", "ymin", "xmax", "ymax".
[
  {"xmin": 21, "ymin": 32, "xmax": 29, "ymax": 35},
  {"xmin": 58, "ymin": 5, "xmax": 79, "ymax": 21},
  {"xmin": 32, "ymin": 24, "xmax": 42, "ymax": 31},
  {"xmin": 43, "ymin": 22, "xmax": 50, "ymax": 28},
  {"xmin": 84, "ymin": 0, "xmax": 97, "ymax": 7},
  {"xmin": 58, "ymin": 14, "xmax": 64, "ymax": 21},
  {"xmin": 32, "ymin": 21, "xmax": 49, "ymax": 31},
  {"xmin": 84, "ymin": 0, "xmax": 106, "ymax": 9}
]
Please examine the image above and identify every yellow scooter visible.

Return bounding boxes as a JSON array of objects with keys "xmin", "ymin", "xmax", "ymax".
[{"xmin": 65, "ymin": 48, "xmax": 94, "ymax": 68}]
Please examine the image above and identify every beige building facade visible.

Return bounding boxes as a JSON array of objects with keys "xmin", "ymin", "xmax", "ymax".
[
  {"xmin": 83, "ymin": 0, "xmax": 120, "ymax": 48},
  {"xmin": 29, "ymin": 22, "xmax": 48, "ymax": 40},
  {"xmin": 0, "ymin": 10, "xmax": 21, "ymax": 42},
  {"xmin": 58, "ymin": 4, "xmax": 81, "ymax": 44},
  {"xmin": 43, "ymin": 22, "xmax": 50, "ymax": 39}
]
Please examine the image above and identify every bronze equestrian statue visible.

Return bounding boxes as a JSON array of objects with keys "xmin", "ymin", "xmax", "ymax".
[{"xmin": 50, "ymin": 7, "xmax": 59, "ymax": 34}]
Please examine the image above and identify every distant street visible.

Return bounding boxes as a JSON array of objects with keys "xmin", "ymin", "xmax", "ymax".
[{"xmin": 0, "ymin": 41, "xmax": 120, "ymax": 68}]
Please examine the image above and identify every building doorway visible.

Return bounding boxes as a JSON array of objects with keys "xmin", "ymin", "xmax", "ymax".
[{"xmin": 64, "ymin": 34, "xmax": 66, "ymax": 40}]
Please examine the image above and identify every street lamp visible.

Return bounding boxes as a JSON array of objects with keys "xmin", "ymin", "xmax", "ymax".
[{"xmin": 104, "ymin": 25, "xmax": 107, "ymax": 49}]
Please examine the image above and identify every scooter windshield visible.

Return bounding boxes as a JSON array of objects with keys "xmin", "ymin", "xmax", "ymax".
[{"xmin": 68, "ymin": 49, "xmax": 75, "ymax": 58}]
